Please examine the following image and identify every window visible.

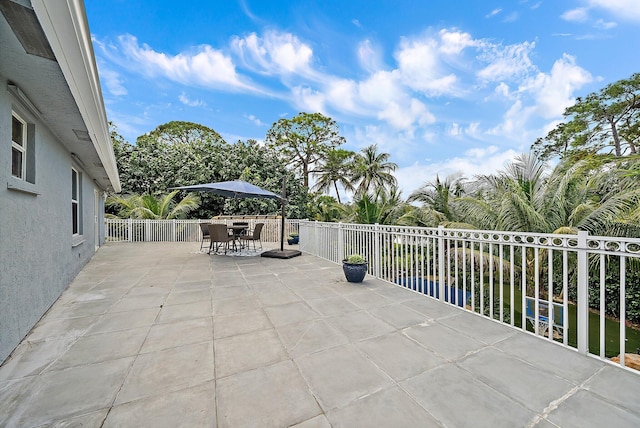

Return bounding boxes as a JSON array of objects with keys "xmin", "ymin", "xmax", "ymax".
[
  {"xmin": 11, "ymin": 112, "xmax": 26, "ymax": 179},
  {"xmin": 72, "ymin": 168, "xmax": 80, "ymax": 235}
]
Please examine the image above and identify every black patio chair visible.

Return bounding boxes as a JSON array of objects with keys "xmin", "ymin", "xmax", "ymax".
[
  {"xmin": 208, "ymin": 224, "xmax": 234, "ymax": 254},
  {"xmin": 199, "ymin": 223, "xmax": 211, "ymax": 251},
  {"xmin": 241, "ymin": 223, "xmax": 264, "ymax": 250}
]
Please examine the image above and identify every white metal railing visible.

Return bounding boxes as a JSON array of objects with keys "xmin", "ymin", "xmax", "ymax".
[
  {"xmin": 300, "ymin": 220, "xmax": 640, "ymax": 370},
  {"xmin": 105, "ymin": 218, "xmax": 300, "ymax": 243}
]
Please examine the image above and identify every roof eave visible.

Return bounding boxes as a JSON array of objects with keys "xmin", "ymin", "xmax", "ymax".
[{"xmin": 31, "ymin": 0, "xmax": 121, "ymax": 193}]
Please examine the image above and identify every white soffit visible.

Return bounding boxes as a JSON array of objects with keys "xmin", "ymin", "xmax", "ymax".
[{"xmin": 31, "ymin": 0, "xmax": 121, "ymax": 192}]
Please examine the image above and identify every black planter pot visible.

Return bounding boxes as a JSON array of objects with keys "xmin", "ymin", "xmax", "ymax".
[
  {"xmin": 287, "ymin": 236, "xmax": 299, "ymax": 245},
  {"xmin": 342, "ymin": 262, "xmax": 367, "ymax": 283}
]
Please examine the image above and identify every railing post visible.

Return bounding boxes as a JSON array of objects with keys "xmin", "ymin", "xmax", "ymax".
[
  {"xmin": 127, "ymin": 218, "xmax": 132, "ymax": 242},
  {"xmin": 438, "ymin": 225, "xmax": 445, "ymax": 302},
  {"xmin": 172, "ymin": 219, "xmax": 176, "ymax": 242},
  {"xmin": 577, "ymin": 230, "xmax": 589, "ymax": 354},
  {"xmin": 338, "ymin": 222, "xmax": 344, "ymax": 262},
  {"xmin": 374, "ymin": 223, "xmax": 381, "ymax": 278}
]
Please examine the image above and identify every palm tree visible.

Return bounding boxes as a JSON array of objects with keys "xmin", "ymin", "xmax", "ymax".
[
  {"xmin": 348, "ymin": 185, "xmax": 408, "ymax": 225},
  {"xmin": 351, "ymin": 144, "xmax": 398, "ymax": 196},
  {"xmin": 312, "ymin": 149, "xmax": 355, "ymax": 203},
  {"xmin": 106, "ymin": 190, "xmax": 200, "ymax": 219},
  {"xmin": 458, "ymin": 152, "xmax": 550, "ymax": 232},
  {"xmin": 408, "ymin": 172, "xmax": 465, "ymax": 222}
]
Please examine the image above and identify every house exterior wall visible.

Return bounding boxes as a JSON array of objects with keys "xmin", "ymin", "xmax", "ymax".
[{"xmin": 0, "ymin": 80, "xmax": 104, "ymax": 363}]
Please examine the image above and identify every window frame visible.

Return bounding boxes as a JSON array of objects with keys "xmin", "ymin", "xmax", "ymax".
[
  {"xmin": 11, "ymin": 111, "xmax": 27, "ymax": 180},
  {"xmin": 72, "ymin": 167, "xmax": 80, "ymax": 236}
]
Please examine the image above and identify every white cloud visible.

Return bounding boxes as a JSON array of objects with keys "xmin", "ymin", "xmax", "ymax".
[
  {"xmin": 178, "ymin": 92, "xmax": 206, "ymax": 107},
  {"xmin": 486, "ymin": 8, "xmax": 502, "ymax": 18},
  {"xmin": 520, "ymin": 54, "xmax": 592, "ymax": 118},
  {"xmin": 562, "ymin": 8, "xmax": 590, "ymax": 22},
  {"xmin": 116, "ymin": 35, "xmax": 256, "ymax": 92},
  {"xmin": 395, "ymin": 146, "xmax": 520, "ymax": 196},
  {"xmin": 438, "ymin": 29, "xmax": 480, "ymax": 55},
  {"xmin": 477, "ymin": 41, "xmax": 536, "ymax": 82},
  {"xmin": 99, "ymin": 67, "xmax": 127, "ymax": 96},
  {"xmin": 231, "ymin": 31, "xmax": 314, "ymax": 75},
  {"xmin": 395, "ymin": 35, "xmax": 461, "ymax": 96},
  {"xmin": 291, "ymin": 85, "xmax": 326, "ymax": 113},
  {"xmin": 587, "ymin": 0, "xmax": 640, "ymax": 22},
  {"xmin": 494, "ymin": 82, "xmax": 511, "ymax": 98},
  {"xmin": 245, "ymin": 114, "xmax": 265, "ymax": 126},
  {"xmin": 594, "ymin": 19, "xmax": 617, "ymax": 29},
  {"xmin": 503, "ymin": 12, "xmax": 520, "ymax": 23},
  {"xmin": 446, "ymin": 121, "xmax": 482, "ymax": 138},
  {"xmin": 378, "ymin": 99, "xmax": 435, "ymax": 130},
  {"xmin": 357, "ymin": 39, "xmax": 382, "ymax": 73},
  {"xmin": 487, "ymin": 99, "xmax": 535, "ymax": 138},
  {"xmin": 321, "ymin": 70, "xmax": 436, "ymax": 131}
]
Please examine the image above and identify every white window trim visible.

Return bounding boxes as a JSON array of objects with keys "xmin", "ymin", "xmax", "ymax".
[
  {"xmin": 11, "ymin": 111, "xmax": 27, "ymax": 180},
  {"xmin": 72, "ymin": 167, "xmax": 80, "ymax": 236}
]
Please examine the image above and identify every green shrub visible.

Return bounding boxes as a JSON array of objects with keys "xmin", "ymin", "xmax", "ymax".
[{"xmin": 344, "ymin": 254, "xmax": 366, "ymax": 264}]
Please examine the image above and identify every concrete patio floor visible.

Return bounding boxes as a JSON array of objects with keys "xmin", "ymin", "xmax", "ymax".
[{"xmin": 1, "ymin": 242, "xmax": 640, "ymax": 427}]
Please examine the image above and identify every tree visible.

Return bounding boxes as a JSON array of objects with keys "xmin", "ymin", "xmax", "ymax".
[
  {"xmin": 348, "ymin": 185, "xmax": 408, "ymax": 225},
  {"xmin": 457, "ymin": 152, "xmax": 640, "ymax": 236},
  {"xmin": 533, "ymin": 73, "xmax": 640, "ymax": 159},
  {"xmin": 111, "ymin": 121, "xmax": 311, "ymax": 218},
  {"xmin": 408, "ymin": 172, "xmax": 465, "ymax": 222},
  {"xmin": 220, "ymin": 140, "xmax": 309, "ymax": 219},
  {"xmin": 351, "ymin": 144, "xmax": 398, "ymax": 196},
  {"xmin": 106, "ymin": 190, "xmax": 200, "ymax": 219},
  {"xmin": 312, "ymin": 148, "xmax": 355, "ymax": 203},
  {"xmin": 265, "ymin": 112, "xmax": 346, "ymax": 188},
  {"xmin": 307, "ymin": 194, "xmax": 345, "ymax": 222}
]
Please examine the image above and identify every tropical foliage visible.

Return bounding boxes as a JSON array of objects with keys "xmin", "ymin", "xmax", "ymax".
[
  {"xmin": 110, "ymin": 122, "xmax": 307, "ymax": 218},
  {"xmin": 106, "ymin": 190, "xmax": 200, "ymax": 219},
  {"xmin": 351, "ymin": 144, "xmax": 398, "ymax": 196}
]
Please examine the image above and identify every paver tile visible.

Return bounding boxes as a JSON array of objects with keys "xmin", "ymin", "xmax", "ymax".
[
  {"xmin": 277, "ymin": 319, "xmax": 348, "ymax": 357},
  {"xmin": 217, "ymin": 360, "xmax": 321, "ymax": 428},
  {"xmin": 215, "ymin": 329, "xmax": 288, "ymax": 377},
  {"xmin": 213, "ymin": 309, "xmax": 272, "ymax": 339},
  {"xmin": 295, "ymin": 344, "xmax": 393, "ymax": 410},
  {"xmin": 402, "ymin": 364, "xmax": 535, "ymax": 428},
  {"xmin": 116, "ymin": 342, "xmax": 214, "ymax": 405},
  {"xmin": 404, "ymin": 323, "xmax": 485, "ymax": 359},
  {"xmin": 327, "ymin": 310, "xmax": 395, "ymax": 342},
  {"xmin": 547, "ymin": 389, "xmax": 640, "ymax": 428},
  {"xmin": 357, "ymin": 332, "xmax": 444, "ymax": 381},
  {"xmin": 327, "ymin": 386, "xmax": 441, "ymax": 427},
  {"xmin": 105, "ymin": 381, "xmax": 216, "ymax": 428}
]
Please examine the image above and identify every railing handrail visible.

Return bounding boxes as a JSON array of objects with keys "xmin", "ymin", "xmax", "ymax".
[{"xmin": 105, "ymin": 218, "xmax": 301, "ymax": 243}]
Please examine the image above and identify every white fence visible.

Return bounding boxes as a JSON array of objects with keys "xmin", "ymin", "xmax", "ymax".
[
  {"xmin": 300, "ymin": 220, "xmax": 640, "ymax": 369},
  {"xmin": 105, "ymin": 218, "xmax": 300, "ymax": 243}
]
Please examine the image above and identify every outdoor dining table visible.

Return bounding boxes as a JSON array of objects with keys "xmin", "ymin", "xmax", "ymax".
[{"xmin": 227, "ymin": 225, "xmax": 249, "ymax": 251}]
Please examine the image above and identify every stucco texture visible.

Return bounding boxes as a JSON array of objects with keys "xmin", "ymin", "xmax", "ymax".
[{"xmin": 0, "ymin": 84, "xmax": 103, "ymax": 363}]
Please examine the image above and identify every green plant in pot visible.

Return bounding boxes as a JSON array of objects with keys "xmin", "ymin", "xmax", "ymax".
[
  {"xmin": 342, "ymin": 254, "xmax": 367, "ymax": 283},
  {"xmin": 287, "ymin": 232, "xmax": 299, "ymax": 245}
]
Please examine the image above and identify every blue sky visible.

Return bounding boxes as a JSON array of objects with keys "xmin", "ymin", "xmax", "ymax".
[{"xmin": 86, "ymin": 0, "xmax": 640, "ymax": 197}]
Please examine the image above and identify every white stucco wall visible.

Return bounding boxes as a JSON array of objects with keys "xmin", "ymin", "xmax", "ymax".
[{"xmin": 0, "ymin": 81, "xmax": 104, "ymax": 363}]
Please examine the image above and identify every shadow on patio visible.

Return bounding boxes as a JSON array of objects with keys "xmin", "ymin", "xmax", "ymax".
[{"xmin": 1, "ymin": 242, "xmax": 639, "ymax": 427}]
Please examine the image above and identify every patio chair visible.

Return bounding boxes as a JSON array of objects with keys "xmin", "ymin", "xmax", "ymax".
[
  {"xmin": 241, "ymin": 222, "xmax": 264, "ymax": 250},
  {"xmin": 199, "ymin": 223, "xmax": 211, "ymax": 251},
  {"xmin": 208, "ymin": 223, "xmax": 234, "ymax": 254}
]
